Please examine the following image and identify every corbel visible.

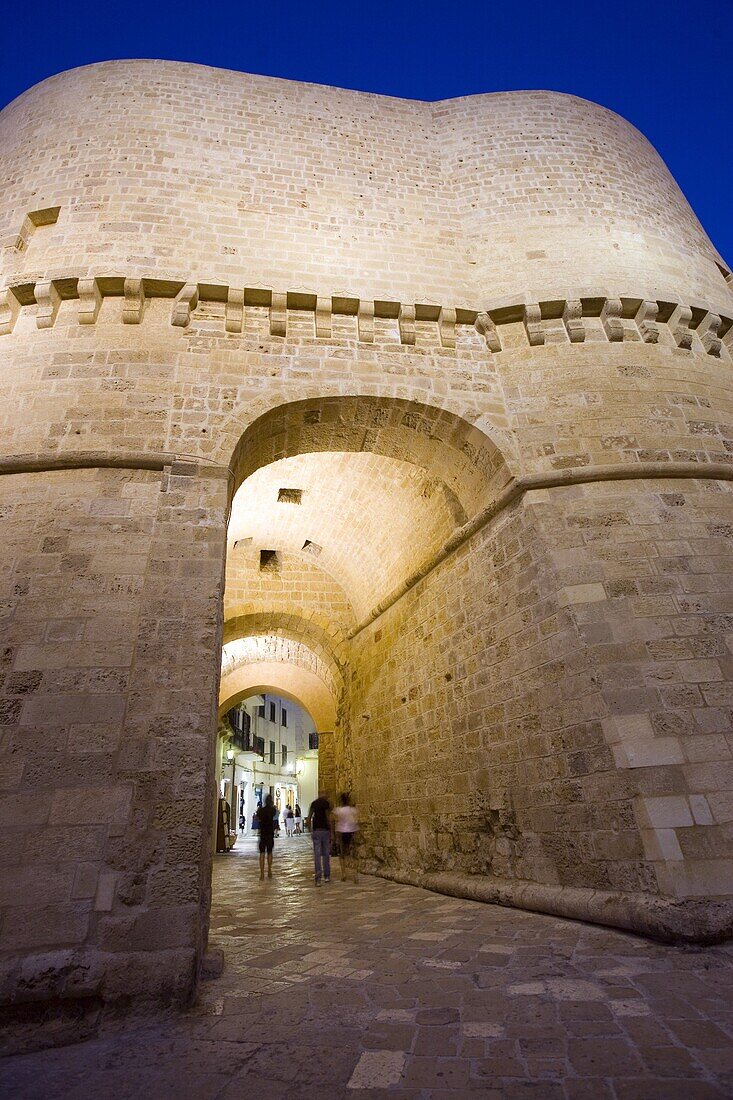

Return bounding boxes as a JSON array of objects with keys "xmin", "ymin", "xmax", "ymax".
[
  {"xmin": 696, "ymin": 311, "xmax": 722, "ymax": 358},
  {"xmin": 315, "ymin": 296, "xmax": 332, "ymax": 339},
  {"xmin": 78, "ymin": 278, "xmax": 102, "ymax": 325},
  {"xmin": 723, "ymin": 322, "xmax": 733, "ymax": 356},
  {"xmin": 562, "ymin": 299, "xmax": 585, "ymax": 343},
  {"xmin": 225, "ymin": 288, "xmax": 244, "ymax": 334},
  {"xmin": 438, "ymin": 306, "xmax": 456, "ymax": 349},
  {"xmin": 523, "ymin": 303, "xmax": 544, "ymax": 347},
  {"xmin": 358, "ymin": 301, "xmax": 374, "ymax": 343},
  {"xmin": 35, "ymin": 280, "xmax": 61, "ymax": 330},
  {"xmin": 171, "ymin": 283, "xmax": 199, "ymax": 328},
  {"xmin": 601, "ymin": 298, "xmax": 624, "ymax": 342},
  {"xmin": 475, "ymin": 311, "xmax": 502, "ymax": 352},
  {"xmin": 269, "ymin": 292, "xmax": 287, "ymax": 337},
  {"xmin": 669, "ymin": 304, "xmax": 693, "ymax": 350},
  {"xmin": 635, "ymin": 299, "xmax": 659, "ymax": 343},
  {"xmin": 122, "ymin": 278, "xmax": 146, "ymax": 324},
  {"xmin": 398, "ymin": 304, "xmax": 416, "ymax": 346},
  {"xmin": 0, "ymin": 287, "xmax": 22, "ymax": 335}
]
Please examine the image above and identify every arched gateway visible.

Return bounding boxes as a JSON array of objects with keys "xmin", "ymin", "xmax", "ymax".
[{"xmin": 1, "ymin": 60, "xmax": 732, "ymax": 1042}]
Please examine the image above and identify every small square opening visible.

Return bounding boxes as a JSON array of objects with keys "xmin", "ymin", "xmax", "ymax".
[
  {"xmin": 277, "ymin": 487, "xmax": 303, "ymax": 504},
  {"xmin": 259, "ymin": 549, "xmax": 280, "ymax": 573}
]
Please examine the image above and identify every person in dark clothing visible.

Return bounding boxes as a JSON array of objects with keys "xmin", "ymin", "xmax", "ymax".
[
  {"xmin": 256, "ymin": 794, "xmax": 278, "ymax": 880},
  {"xmin": 307, "ymin": 792, "xmax": 332, "ymax": 885}
]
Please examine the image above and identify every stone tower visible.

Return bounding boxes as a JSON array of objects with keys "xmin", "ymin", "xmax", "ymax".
[{"xmin": 1, "ymin": 61, "xmax": 732, "ymax": 1038}]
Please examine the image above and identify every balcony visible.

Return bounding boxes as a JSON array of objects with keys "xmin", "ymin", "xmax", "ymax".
[{"xmin": 232, "ymin": 731, "xmax": 265, "ymax": 757}]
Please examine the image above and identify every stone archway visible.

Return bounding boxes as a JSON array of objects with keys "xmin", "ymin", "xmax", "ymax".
[{"xmin": 217, "ymin": 391, "xmax": 514, "ymax": 839}]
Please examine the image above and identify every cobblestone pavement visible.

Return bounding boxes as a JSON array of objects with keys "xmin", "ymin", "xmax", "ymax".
[{"xmin": 4, "ymin": 837, "xmax": 733, "ymax": 1098}]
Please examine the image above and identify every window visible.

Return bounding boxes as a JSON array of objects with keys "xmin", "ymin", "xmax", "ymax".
[
  {"xmin": 281, "ymin": 707, "xmax": 287, "ymax": 728},
  {"xmin": 269, "ymin": 740, "xmax": 275, "ymax": 765},
  {"xmin": 269, "ymin": 702, "xmax": 276, "ymax": 723},
  {"xmin": 257, "ymin": 704, "xmax": 265, "ymax": 719},
  {"xmin": 281, "ymin": 745, "xmax": 288, "ymax": 768}
]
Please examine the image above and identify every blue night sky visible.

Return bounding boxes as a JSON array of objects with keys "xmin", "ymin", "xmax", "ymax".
[{"xmin": 1, "ymin": 0, "xmax": 731, "ymax": 263}]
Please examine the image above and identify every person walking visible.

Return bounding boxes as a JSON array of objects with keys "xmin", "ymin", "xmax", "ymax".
[
  {"xmin": 306, "ymin": 791, "xmax": 332, "ymax": 885},
  {"xmin": 285, "ymin": 806, "xmax": 295, "ymax": 837},
  {"xmin": 333, "ymin": 792, "xmax": 359, "ymax": 882},
  {"xmin": 294, "ymin": 803, "xmax": 302, "ymax": 835},
  {"xmin": 255, "ymin": 794, "xmax": 278, "ymax": 880}
]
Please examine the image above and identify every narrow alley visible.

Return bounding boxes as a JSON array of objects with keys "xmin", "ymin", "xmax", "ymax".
[{"xmin": 4, "ymin": 839, "xmax": 732, "ymax": 1098}]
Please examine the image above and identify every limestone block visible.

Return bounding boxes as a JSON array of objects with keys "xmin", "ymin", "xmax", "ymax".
[
  {"xmin": 559, "ymin": 583, "xmax": 606, "ymax": 605},
  {"xmin": 358, "ymin": 301, "xmax": 374, "ymax": 343},
  {"xmin": 34, "ymin": 280, "xmax": 61, "ymax": 330},
  {"xmin": 94, "ymin": 871, "xmax": 116, "ymax": 912},
  {"xmin": 601, "ymin": 297, "xmax": 625, "ymax": 342},
  {"xmin": 269, "ymin": 291, "xmax": 286, "ymax": 337},
  {"xmin": 689, "ymin": 795, "xmax": 714, "ymax": 826},
  {"xmin": 398, "ymin": 304, "xmax": 416, "ymax": 346},
  {"xmin": 562, "ymin": 299, "xmax": 585, "ymax": 343},
  {"xmin": 602, "ymin": 713, "xmax": 655, "ymax": 744},
  {"xmin": 77, "ymin": 278, "xmax": 102, "ymax": 325},
  {"xmin": 438, "ymin": 306, "xmax": 456, "ymax": 348},
  {"xmin": 669, "ymin": 303, "xmax": 693, "ymax": 349},
  {"xmin": 171, "ymin": 283, "xmax": 199, "ymax": 328},
  {"xmin": 225, "ymin": 288, "xmax": 244, "ymax": 333},
  {"xmin": 49, "ymin": 787, "xmax": 132, "ymax": 826},
  {"xmin": 641, "ymin": 827, "xmax": 683, "ymax": 861},
  {"xmin": 637, "ymin": 796, "xmax": 694, "ymax": 829},
  {"xmin": 523, "ymin": 303, "xmax": 544, "ymax": 346},
  {"xmin": 315, "ymin": 295, "xmax": 332, "ymax": 339},
  {"xmin": 612, "ymin": 736, "xmax": 684, "ymax": 768},
  {"xmin": 696, "ymin": 311, "xmax": 722, "ymax": 357},
  {"xmin": 122, "ymin": 278, "xmax": 146, "ymax": 324},
  {"xmin": 657, "ymin": 858, "xmax": 733, "ymax": 898},
  {"xmin": 0, "ymin": 287, "xmax": 21, "ymax": 335},
  {"xmin": 634, "ymin": 299, "xmax": 659, "ymax": 343},
  {"xmin": 475, "ymin": 311, "xmax": 501, "ymax": 352}
]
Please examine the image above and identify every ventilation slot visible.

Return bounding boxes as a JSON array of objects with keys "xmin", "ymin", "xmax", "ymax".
[
  {"xmin": 232, "ymin": 537, "xmax": 252, "ymax": 550},
  {"xmin": 277, "ymin": 487, "xmax": 303, "ymax": 504},
  {"xmin": 259, "ymin": 549, "xmax": 280, "ymax": 573},
  {"xmin": 302, "ymin": 540, "xmax": 322, "ymax": 556}
]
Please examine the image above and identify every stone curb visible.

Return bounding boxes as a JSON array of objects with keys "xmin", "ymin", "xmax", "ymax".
[{"xmin": 365, "ymin": 865, "xmax": 733, "ymax": 945}]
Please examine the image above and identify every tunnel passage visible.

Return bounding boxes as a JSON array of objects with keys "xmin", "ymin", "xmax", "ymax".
[{"xmin": 218, "ymin": 392, "xmax": 513, "ymax": 852}]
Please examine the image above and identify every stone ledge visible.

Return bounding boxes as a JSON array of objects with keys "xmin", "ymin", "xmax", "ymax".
[
  {"xmin": 0, "ymin": 945, "xmax": 198, "ymax": 1056},
  {"xmin": 365, "ymin": 864, "xmax": 733, "ymax": 945},
  {"xmin": 0, "ymin": 276, "xmax": 731, "ymax": 360}
]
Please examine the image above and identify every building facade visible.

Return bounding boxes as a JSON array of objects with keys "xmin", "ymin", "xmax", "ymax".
[
  {"xmin": 217, "ymin": 692, "xmax": 316, "ymax": 839},
  {"xmin": 1, "ymin": 60, "xmax": 732, "ymax": 1044}
]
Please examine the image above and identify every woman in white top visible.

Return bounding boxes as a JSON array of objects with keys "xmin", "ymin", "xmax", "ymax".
[{"xmin": 332, "ymin": 792, "xmax": 359, "ymax": 882}]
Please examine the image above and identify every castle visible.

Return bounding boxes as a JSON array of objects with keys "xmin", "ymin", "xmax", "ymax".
[{"xmin": 1, "ymin": 60, "xmax": 732, "ymax": 1040}]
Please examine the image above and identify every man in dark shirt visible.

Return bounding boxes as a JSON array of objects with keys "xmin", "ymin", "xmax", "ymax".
[
  {"xmin": 256, "ymin": 794, "xmax": 278, "ymax": 880},
  {"xmin": 307, "ymin": 792, "xmax": 332, "ymax": 885}
]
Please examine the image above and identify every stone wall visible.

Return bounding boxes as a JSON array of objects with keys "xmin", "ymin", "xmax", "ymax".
[
  {"xmin": 0, "ymin": 463, "xmax": 228, "ymax": 1048},
  {"xmin": 343, "ymin": 480, "xmax": 733, "ymax": 916}
]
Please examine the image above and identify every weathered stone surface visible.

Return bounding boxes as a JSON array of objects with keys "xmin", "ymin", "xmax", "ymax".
[{"xmin": 3, "ymin": 841, "xmax": 733, "ymax": 1090}]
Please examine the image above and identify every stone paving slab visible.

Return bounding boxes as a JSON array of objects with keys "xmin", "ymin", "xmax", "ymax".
[{"xmin": 3, "ymin": 836, "xmax": 733, "ymax": 1098}]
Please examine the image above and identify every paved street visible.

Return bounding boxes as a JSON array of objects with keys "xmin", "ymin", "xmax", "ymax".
[{"xmin": 4, "ymin": 837, "xmax": 733, "ymax": 1098}]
